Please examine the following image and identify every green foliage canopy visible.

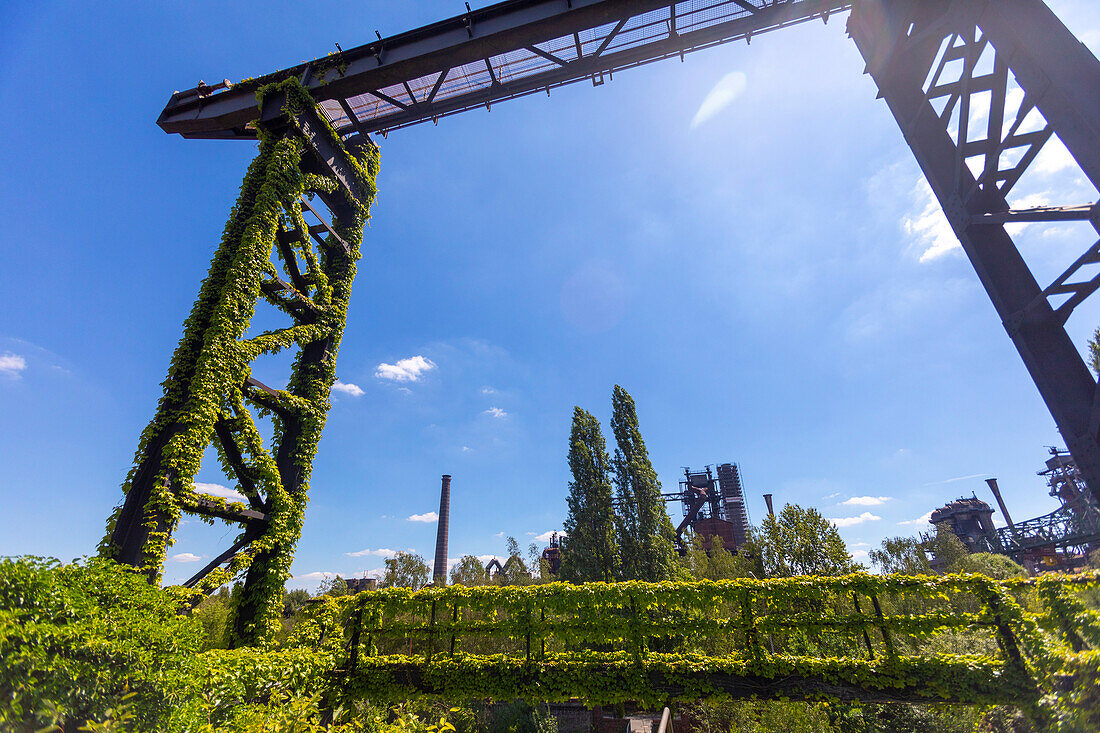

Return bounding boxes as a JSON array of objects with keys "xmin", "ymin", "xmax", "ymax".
[
  {"xmin": 610, "ymin": 385, "xmax": 678, "ymax": 582},
  {"xmin": 753, "ymin": 504, "xmax": 859, "ymax": 578},
  {"xmin": 451, "ymin": 555, "xmax": 490, "ymax": 587},
  {"xmin": 560, "ymin": 406, "xmax": 619, "ymax": 583},
  {"xmin": 383, "ymin": 551, "xmax": 431, "ymax": 590}
]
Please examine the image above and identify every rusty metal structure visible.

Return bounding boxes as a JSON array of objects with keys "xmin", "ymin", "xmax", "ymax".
[
  {"xmin": 971, "ymin": 450, "xmax": 1100, "ymax": 568},
  {"xmin": 112, "ymin": 0, "xmax": 1100, "ymax": 639},
  {"xmin": 923, "ymin": 450, "xmax": 1100, "ymax": 571},
  {"xmin": 926, "ymin": 495, "xmax": 997, "ymax": 570},
  {"xmin": 541, "ymin": 532, "xmax": 564, "ymax": 576},
  {"xmin": 666, "ymin": 464, "xmax": 752, "ymax": 552}
]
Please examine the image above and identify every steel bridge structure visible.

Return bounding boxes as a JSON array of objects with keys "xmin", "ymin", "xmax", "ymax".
[
  {"xmin": 106, "ymin": 0, "xmax": 1100, "ymax": 643},
  {"xmin": 977, "ymin": 503, "xmax": 1100, "ymax": 558}
]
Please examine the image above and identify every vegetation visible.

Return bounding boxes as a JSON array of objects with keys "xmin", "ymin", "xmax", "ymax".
[
  {"xmin": 382, "ymin": 552, "xmax": 432, "ymax": 591},
  {"xmin": 752, "ymin": 504, "xmax": 860, "ymax": 577},
  {"xmin": 561, "ymin": 406, "xmax": 619, "ymax": 582},
  {"xmin": 5, "ymin": 520, "xmax": 1100, "ymax": 732},
  {"xmin": 450, "ymin": 555, "xmax": 490, "ymax": 587},
  {"xmin": 97, "ymin": 77, "xmax": 381, "ymax": 648},
  {"xmin": 611, "ymin": 385, "xmax": 679, "ymax": 582}
]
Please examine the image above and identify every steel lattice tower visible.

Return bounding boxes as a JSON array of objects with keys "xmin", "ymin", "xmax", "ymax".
[
  {"xmin": 101, "ymin": 84, "xmax": 378, "ymax": 645},
  {"xmin": 849, "ymin": 0, "xmax": 1100, "ymax": 505}
]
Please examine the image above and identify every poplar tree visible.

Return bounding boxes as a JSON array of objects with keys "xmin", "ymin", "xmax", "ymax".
[
  {"xmin": 610, "ymin": 385, "xmax": 678, "ymax": 581},
  {"xmin": 560, "ymin": 407, "xmax": 619, "ymax": 582}
]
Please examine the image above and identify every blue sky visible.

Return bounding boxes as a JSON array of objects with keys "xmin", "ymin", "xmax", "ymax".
[{"xmin": 2, "ymin": 2, "xmax": 1099, "ymax": 589}]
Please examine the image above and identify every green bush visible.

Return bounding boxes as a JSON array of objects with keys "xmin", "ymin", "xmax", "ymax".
[{"xmin": 0, "ymin": 556, "xmax": 202, "ymax": 731}]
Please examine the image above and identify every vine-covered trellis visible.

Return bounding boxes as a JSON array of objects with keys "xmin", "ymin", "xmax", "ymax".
[
  {"xmin": 99, "ymin": 79, "xmax": 379, "ymax": 646},
  {"xmin": 276, "ymin": 573, "xmax": 1098, "ymax": 729}
]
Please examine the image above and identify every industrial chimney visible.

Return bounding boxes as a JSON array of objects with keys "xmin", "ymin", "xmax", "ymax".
[
  {"xmin": 763, "ymin": 493, "xmax": 775, "ymax": 517},
  {"xmin": 985, "ymin": 477, "xmax": 1017, "ymax": 533},
  {"xmin": 433, "ymin": 475, "xmax": 451, "ymax": 585}
]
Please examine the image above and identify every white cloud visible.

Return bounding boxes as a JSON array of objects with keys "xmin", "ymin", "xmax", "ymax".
[
  {"xmin": 194, "ymin": 481, "xmax": 247, "ymax": 503},
  {"xmin": 1032, "ymin": 137, "xmax": 1076, "ymax": 177},
  {"xmin": 483, "ymin": 407, "xmax": 507, "ymax": 418},
  {"xmin": 345, "ymin": 547, "xmax": 398, "ymax": 558},
  {"xmin": 829, "ymin": 512, "xmax": 881, "ymax": 528},
  {"xmin": 332, "ymin": 380, "xmax": 365, "ymax": 397},
  {"xmin": 461, "ymin": 445, "xmax": 471, "ymax": 452},
  {"xmin": 842, "ymin": 496, "xmax": 891, "ymax": 507},
  {"xmin": 168, "ymin": 552, "xmax": 204, "ymax": 563},
  {"xmin": 922, "ymin": 473, "xmax": 986, "ymax": 486},
  {"xmin": 375, "ymin": 355, "xmax": 436, "ymax": 382},
  {"xmin": 529, "ymin": 530, "xmax": 564, "ymax": 544},
  {"xmin": 494, "ymin": 531, "xmax": 506, "ymax": 538},
  {"xmin": 899, "ymin": 510, "xmax": 934, "ymax": 527},
  {"xmin": 691, "ymin": 71, "xmax": 747, "ymax": 129},
  {"xmin": 292, "ymin": 571, "xmax": 338, "ymax": 583},
  {"xmin": 851, "ymin": 549, "xmax": 870, "ymax": 563},
  {"xmin": 903, "ymin": 178, "xmax": 959, "ymax": 263},
  {"xmin": 0, "ymin": 353, "xmax": 27, "ymax": 377},
  {"xmin": 481, "ymin": 386, "xmax": 497, "ymax": 395},
  {"xmin": 408, "ymin": 511, "xmax": 439, "ymax": 523}
]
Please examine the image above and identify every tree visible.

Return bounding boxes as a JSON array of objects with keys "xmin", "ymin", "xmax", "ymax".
[
  {"xmin": 870, "ymin": 536, "xmax": 932, "ymax": 575},
  {"xmin": 283, "ymin": 588, "xmax": 311, "ymax": 617},
  {"xmin": 317, "ymin": 575, "xmax": 348, "ymax": 597},
  {"xmin": 954, "ymin": 552, "xmax": 1027, "ymax": 579},
  {"xmin": 381, "ymin": 551, "xmax": 431, "ymax": 590},
  {"xmin": 1089, "ymin": 326, "xmax": 1100, "ymax": 374},
  {"xmin": 450, "ymin": 555, "xmax": 489, "ymax": 586},
  {"xmin": 560, "ymin": 406, "xmax": 619, "ymax": 582},
  {"xmin": 754, "ymin": 504, "xmax": 858, "ymax": 577},
  {"xmin": 926, "ymin": 523, "xmax": 969, "ymax": 571},
  {"xmin": 680, "ymin": 533, "xmax": 754, "ymax": 581},
  {"xmin": 610, "ymin": 385, "xmax": 678, "ymax": 581},
  {"xmin": 497, "ymin": 536, "xmax": 531, "ymax": 585},
  {"xmin": 527, "ymin": 542, "xmax": 542, "ymax": 578}
]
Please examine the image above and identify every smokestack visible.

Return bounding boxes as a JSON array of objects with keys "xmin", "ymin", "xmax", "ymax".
[
  {"xmin": 433, "ymin": 475, "xmax": 451, "ymax": 585},
  {"xmin": 763, "ymin": 493, "xmax": 775, "ymax": 517},
  {"xmin": 985, "ymin": 478, "xmax": 1016, "ymax": 532}
]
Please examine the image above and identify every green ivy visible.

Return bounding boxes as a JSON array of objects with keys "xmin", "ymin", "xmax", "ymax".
[
  {"xmin": 3, "ymin": 559, "xmax": 1098, "ymax": 732},
  {"xmin": 99, "ymin": 77, "xmax": 379, "ymax": 648}
]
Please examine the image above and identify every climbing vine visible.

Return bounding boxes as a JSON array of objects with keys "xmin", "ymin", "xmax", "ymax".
[
  {"xmin": 306, "ymin": 572, "xmax": 1100, "ymax": 727},
  {"xmin": 99, "ymin": 77, "xmax": 379, "ymax": 648},
  {"xmin": 3, "ymin": 559, "xmax": 1098, "ymax": 732}
]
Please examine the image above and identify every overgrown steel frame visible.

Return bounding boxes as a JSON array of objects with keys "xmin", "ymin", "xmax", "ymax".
[
  {"xmin": 110, "ymin": 0, "xmax": 1100, "ymax": 642},
  {"xmin": 103, "ymin": 93, "xmax": 375, "ymax": 644}
]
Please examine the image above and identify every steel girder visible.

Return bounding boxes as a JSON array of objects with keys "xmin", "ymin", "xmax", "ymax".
[
  {"xmin": 975, "ymin": 502, "xmax": 1100, "ymax": 556},
  {"xmin": 157, "ymin": 0, "xmax": 850, "ymax": 139},
  {"xmin": 848, "ymin": 0, "xmax": 1100, "ymax": 505},
  {"xmin": 102, "ymin": 97, "xmax": 376, "ymax": 645}
]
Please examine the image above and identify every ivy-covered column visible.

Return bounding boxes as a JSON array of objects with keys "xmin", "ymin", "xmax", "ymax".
[{"xmin": 100, "ymin": 79, "xmax": 379, "ymax": 646}]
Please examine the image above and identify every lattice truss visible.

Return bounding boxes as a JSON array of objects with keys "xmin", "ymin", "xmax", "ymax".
[
  {"xmin": 920, "ymin": 21, "xmax": 1100, "ymax": 319},
  {"xmin": 316, "ymin": 0, "xmax": 851, "ymax": 136},
  {"xmin": 102, "ymin": 99, "xmax": 376, "ymax": 643},
  {"xmin": 849, "ymin": 0, "xmax": 1100, "ymax": 499},
  {"xmin": 169, "ymin": 176, "xmax": 357, "ymax": 592}
]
